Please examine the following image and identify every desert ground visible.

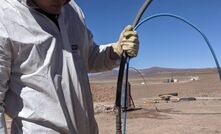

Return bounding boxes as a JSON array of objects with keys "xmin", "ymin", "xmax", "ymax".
[
  {"xmin": 5, "ymin": 68, "xmax": 221, "ymax": 134},
  {"xmin": 90, "ymin": 68, "xmax": 221, "ymax": 134}
]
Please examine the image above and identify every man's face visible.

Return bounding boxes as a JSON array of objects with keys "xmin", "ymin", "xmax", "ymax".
[{"xmin": 34, "ymin": 0, "xmax": 67, "ymax": 14}]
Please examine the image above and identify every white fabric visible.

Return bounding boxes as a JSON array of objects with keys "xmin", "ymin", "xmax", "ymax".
[
  {"xmin": 0, "ymin": 111, "xmax": 6, "ymax": 134},
  {"xmin": 0, "ymin": 0, "xmax": 119, "ymax": 133}
]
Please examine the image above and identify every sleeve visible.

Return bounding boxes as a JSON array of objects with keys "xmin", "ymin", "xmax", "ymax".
[
  {"xmin": 69, "ymin": 1, "xmax": 120, "ymax": 73},
  {"xmin": 0, "ymin": 22, "xmax": 12, "ymax": 133},
  {"xmin": 87, "ymin": 29, "xmax": 120, "ymax": 73}
]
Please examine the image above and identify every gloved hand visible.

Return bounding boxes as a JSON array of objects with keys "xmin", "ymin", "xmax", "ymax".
[{"xmin": 112, "ymin": 25, "xmax": 139, "ymax": 58}]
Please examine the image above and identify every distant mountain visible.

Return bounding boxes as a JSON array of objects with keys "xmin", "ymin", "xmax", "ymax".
[
  {"xmin": 89, "ymin": 66, "xmax": 217, "ymax": 79},
  {"xmin": 140, "ymin": 66, "xmax": 217, "ymax": 75}
]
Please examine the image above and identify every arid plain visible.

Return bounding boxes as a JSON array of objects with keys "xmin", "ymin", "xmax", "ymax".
[
  {"xmin": 90, "ymin": 67, "xmax": 221, "ymax": 134},
  {"xmin": 5, "ymin": 67, "xmax": 221, "ymax": 134}
]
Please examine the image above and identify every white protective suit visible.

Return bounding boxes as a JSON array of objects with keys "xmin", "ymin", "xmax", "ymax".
[{"xmin": 0, "ymin": 0, "xmax": 119, "ymax": 133}]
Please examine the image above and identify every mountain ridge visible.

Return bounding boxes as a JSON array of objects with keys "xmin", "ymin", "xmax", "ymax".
[{"xmin": 89, "ymin": 66, "xmax": 217, "ymax": 79}]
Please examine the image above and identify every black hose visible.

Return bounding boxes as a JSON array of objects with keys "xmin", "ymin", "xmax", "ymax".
[
  {"xmin": 115, "ymin": 0, "xmax": 153, "ymax": 134},
  {"xmin": 115, "ymin": 1, "xmax": 221, "ymax": 134},
  {"xmin": 115, "ymin": 53, "xmax": 126, "ymax": 134},
  {"xmin": 132, "ymin": 0, "xmax": 153, "ymax": 27}
]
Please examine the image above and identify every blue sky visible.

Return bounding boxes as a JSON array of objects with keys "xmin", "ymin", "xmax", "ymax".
[{"xmin": 75, "ymin": 0, "xmax": 221, "ymax": 69}]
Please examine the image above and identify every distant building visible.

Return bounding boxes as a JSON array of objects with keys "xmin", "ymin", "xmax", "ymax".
[
  {"xmin": 190, "ymin": 76, "xmax": 199, "ymax": 81},
  {"xmin": 170, "ymin": 78, "xmax": 178, "ymax": 83}
]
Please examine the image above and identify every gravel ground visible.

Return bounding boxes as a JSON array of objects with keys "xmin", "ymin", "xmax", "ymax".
[
  {"xmin": 5, "ymin": 71, "xmax": 221, "ymax": 133},
  {"xmin": 92, "ymin": 72, "xmax": 221, "ymax": 134}
]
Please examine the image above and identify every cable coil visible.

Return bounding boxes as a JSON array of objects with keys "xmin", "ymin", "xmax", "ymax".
[
  {"xmin": 115, "ymin": 1, "xmax": 221, "ymax": 134},
  {"xmin": 135, "ymin": 13, "xmax": 221, "ymax": 80}
]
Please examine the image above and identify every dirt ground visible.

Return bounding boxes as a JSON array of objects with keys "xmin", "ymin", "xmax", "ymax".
[
  {"xmin": 5, "ymin": 71, "xmax": 221, "ymax": 134},
  {"xmin": 91, "ymin": 71, "xmax": 221, "ymax": 134},
  {"xmin": 95, "ymin": 100, "xmax": 221, "ymax": 134}
]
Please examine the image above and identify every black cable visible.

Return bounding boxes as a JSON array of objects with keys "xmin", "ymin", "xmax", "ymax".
[
  {"xmin": 115, "ymin": 1, "xmax": 221, "ymax": 134},
  {"xmin": 132, "ymin": 0, "xmax": 153, "ymax": 27},
  {"xmin": 115, "ymin": 1, "xmax": 154, "ymax": 134}
]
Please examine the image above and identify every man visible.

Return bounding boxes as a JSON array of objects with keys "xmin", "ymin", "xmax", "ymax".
[{"xmin": 0, "ymin": 0, "xmax": 139, "ymax": 133}]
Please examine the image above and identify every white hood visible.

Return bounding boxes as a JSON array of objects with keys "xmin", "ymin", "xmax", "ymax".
[{"xmin": 17, "ymin": 0, "xmax": 71, "ymax": 8}]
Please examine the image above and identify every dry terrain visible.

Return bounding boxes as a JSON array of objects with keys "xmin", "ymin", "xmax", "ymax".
[
  {"xmin": 5, "ymin": 68, "xmax": 221, "ymax": 134},
  {"xmin": 90, "ymin": 68, "xmax": 221, "ymax": 134}
]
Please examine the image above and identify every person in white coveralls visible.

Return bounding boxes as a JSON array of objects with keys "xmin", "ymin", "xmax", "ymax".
[{"xmin": 0, "ymin": 0, "xmax": 139, "ymax": 133}]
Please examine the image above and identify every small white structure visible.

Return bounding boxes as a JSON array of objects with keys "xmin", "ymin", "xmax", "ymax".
[
  {"xmin": 190, "ymin": 76, "xmax": 199, "ymax": 81},
  {"xmin": 173, "ymin": 79, "xmax": 178, "ymax": 83},
  {"xmin": 170, "ymin": 78, "xmax": 178, "ymax": 83}
]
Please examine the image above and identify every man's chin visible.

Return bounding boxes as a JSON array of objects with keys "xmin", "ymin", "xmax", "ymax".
[{"xmin": 45, "ymin": 8, "xmax": 62, "ymax": 15}]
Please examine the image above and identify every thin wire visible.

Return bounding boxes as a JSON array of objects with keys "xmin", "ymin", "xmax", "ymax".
[
  {"xmin": 129, "ymin": 67, "xmax": 148, "ymax": 89},
  {"xmin": 134, "ymin": 13, "xmax": 221, "ymax": 80}
]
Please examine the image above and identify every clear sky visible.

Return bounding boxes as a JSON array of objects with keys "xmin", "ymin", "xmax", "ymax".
[{"xmin": 75, "ymin": 0, "xmax": 221, "ymax": 69}]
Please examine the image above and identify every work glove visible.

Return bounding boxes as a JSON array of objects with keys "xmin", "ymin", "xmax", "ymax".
[{"xmin": 112, "ymin": 25, "xmax": 139, "ymax": 58}]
